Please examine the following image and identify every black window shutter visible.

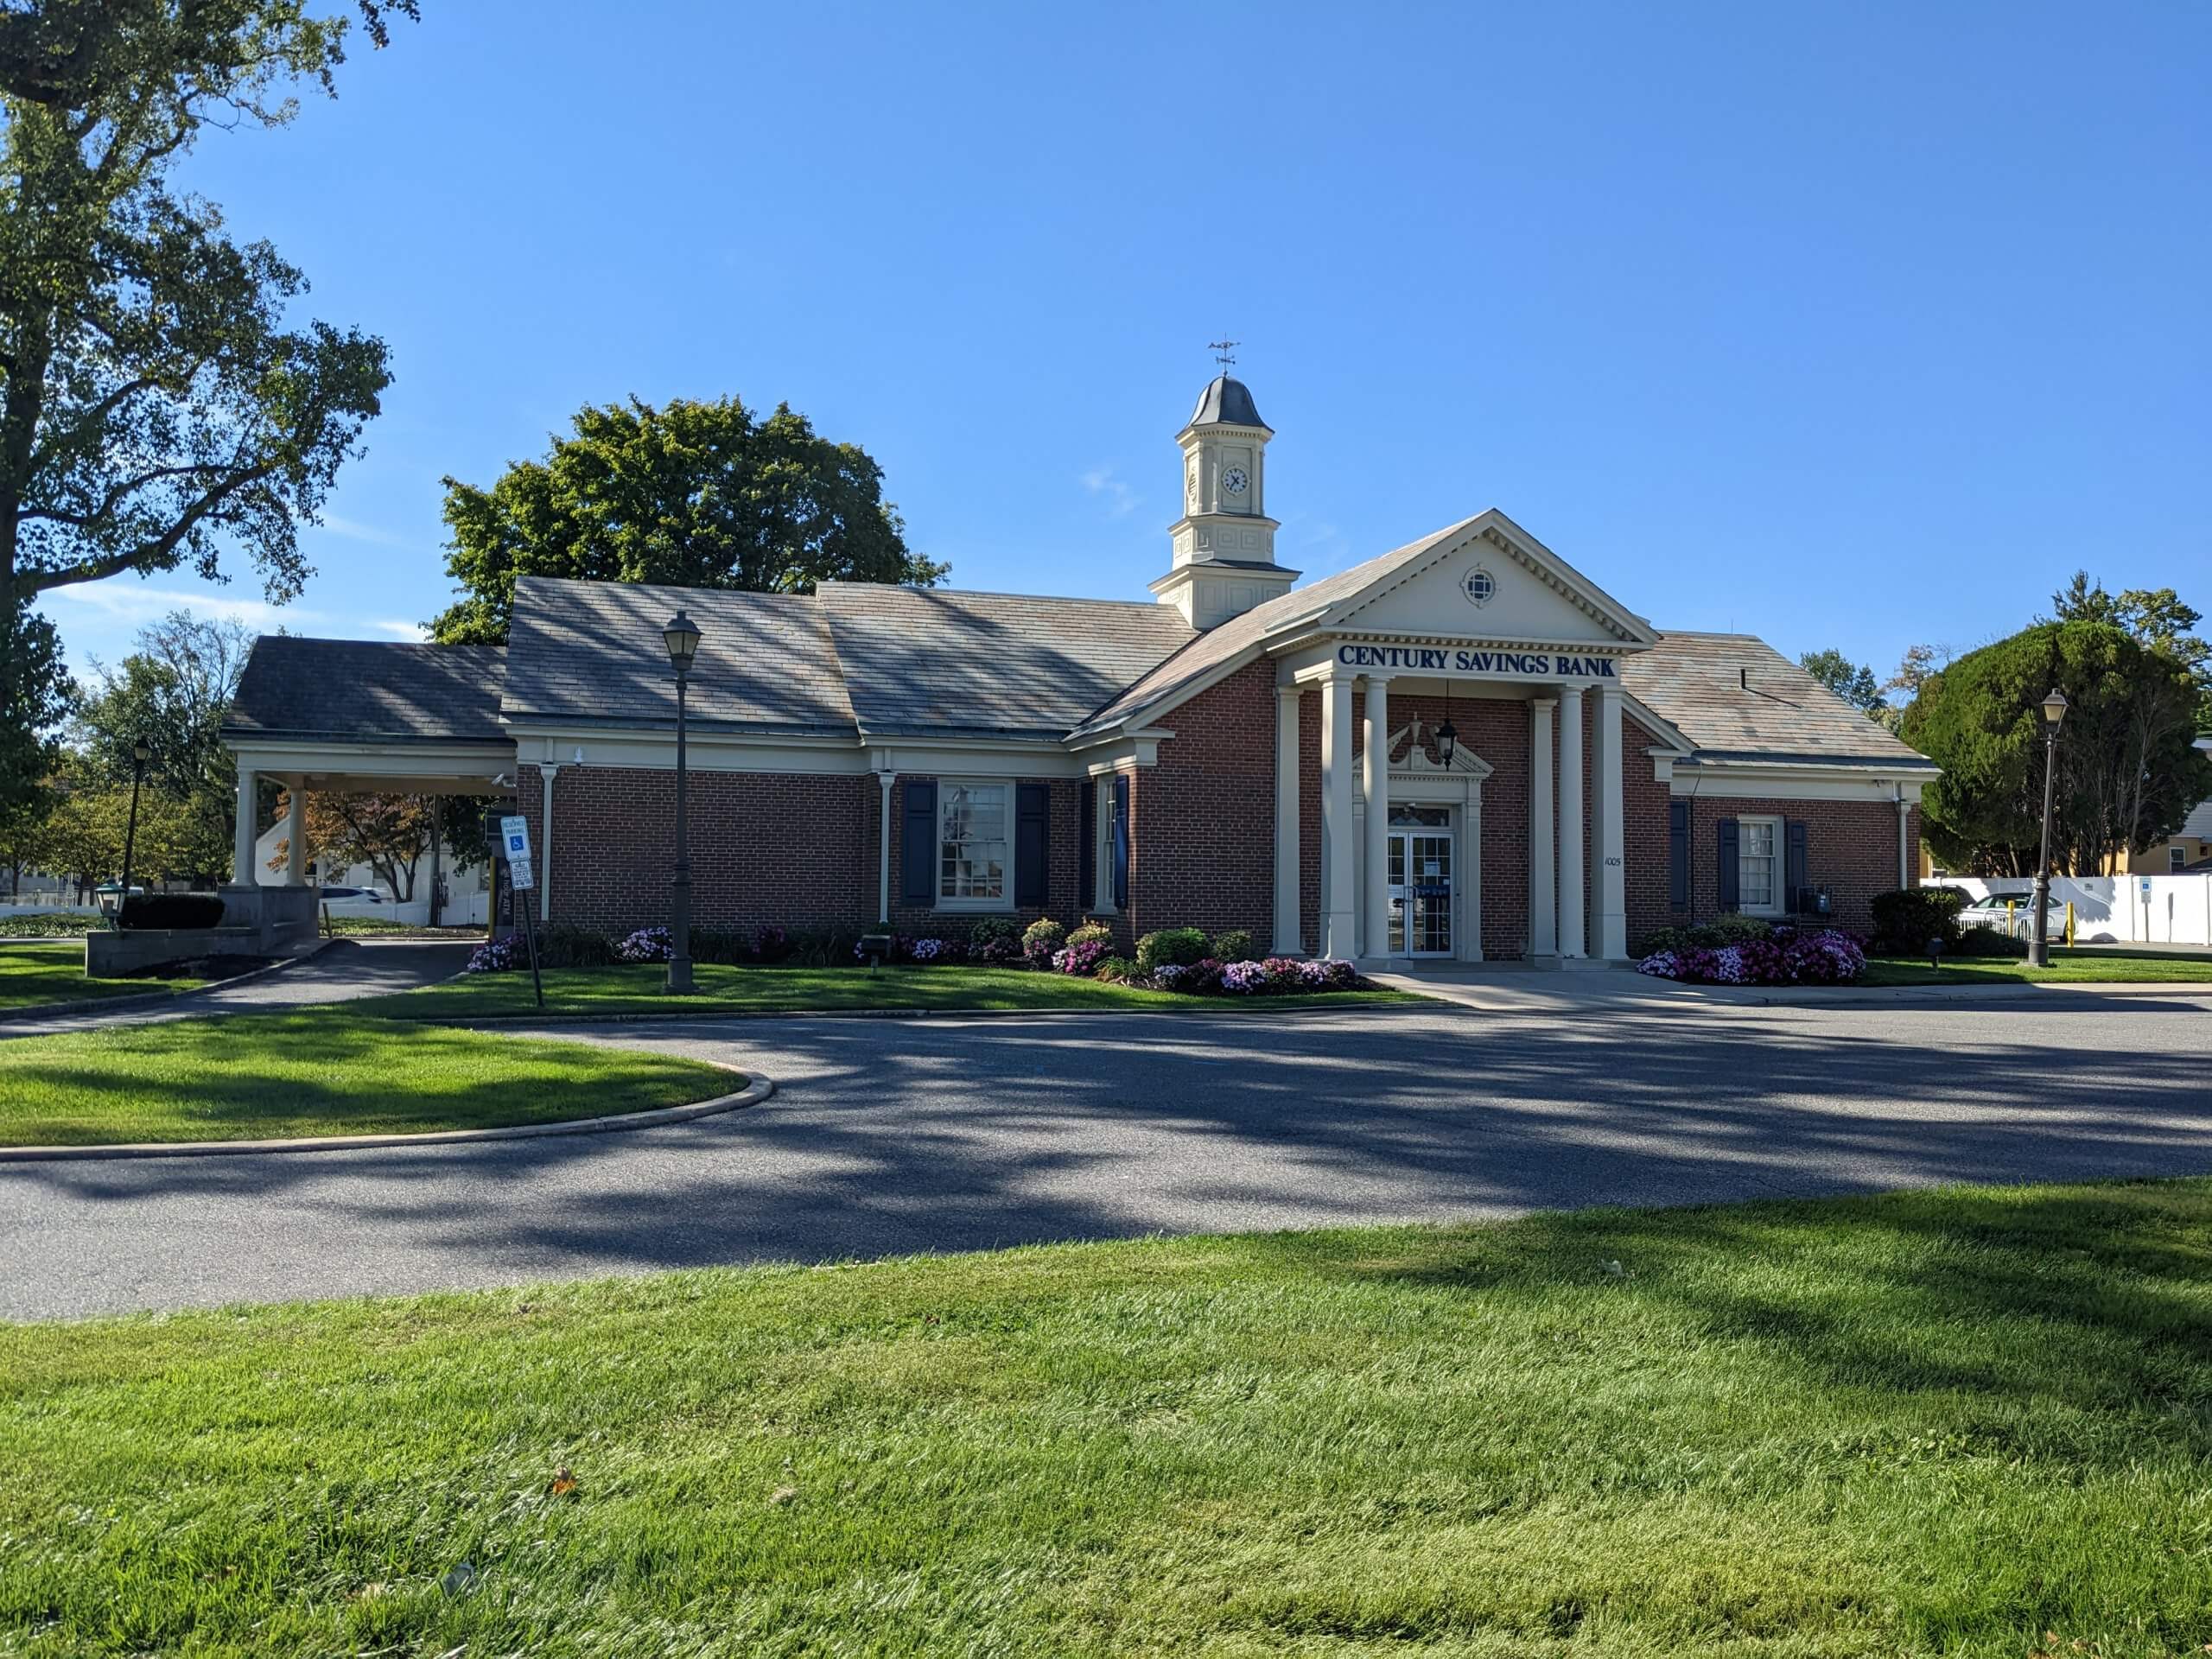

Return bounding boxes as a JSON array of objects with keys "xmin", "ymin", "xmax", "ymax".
[
  {"xmin": 1015, "ymin": 783, "xmax": 1050, "ymax": 909},
  {"xmin": 900, "ymin": 779, "xmax": 937, "ymax": 908},
  {"xmin": 1110, "ymin": 772, "xmax": 1130, "ymax": 912},
  {"xmin": 1668, "ymin": 800, "xmax": 1690, "ymax": 910},
  {"xmin": 1785, "ymin": 820, "xmax": 1808, "ymax": 913},
  {"xmin": 1077, "ymin": 777, "xmax": 1096, "ymax": 912},
  {"xmin": 1716, "ymin": 817, "xmax": 1740, "ymax": 912}
]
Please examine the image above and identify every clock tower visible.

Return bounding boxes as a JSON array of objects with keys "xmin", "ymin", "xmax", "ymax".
[{"xmin": 1150, "ymin": 360, "xmax": 1300, "ymax": 629}]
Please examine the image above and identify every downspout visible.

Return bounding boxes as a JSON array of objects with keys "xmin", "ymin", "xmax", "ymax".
[
  {"xmin": 538, "ymin": 764, "xmax": 561, "ymax": 923},
  {"xmin": 876, "ymin": 770, "xmax": 897, "ymax": 924},
  {"xmin": 1893, "ymin": 783, "xmax": 1910, "ymax": 888}
]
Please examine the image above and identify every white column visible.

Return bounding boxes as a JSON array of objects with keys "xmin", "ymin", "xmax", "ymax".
[
  {"xmin": 1361, "ymin": 676, "xmax": 1390, "ymax": 962},
  {"xmin": 1595, "ymin": 685, "xmax": 1627, "ymax": 959},
  {"xmin": 232, "ymin": 766, "xmax": 258, "ymax": 886},
  {"xmin": 1558, "ymin": 683, "xmax": 1586, "ymax": 958},
  {"xmin": 538, "ymin": 764, "xmax": 560, "ymax": 921},
  {"xmin": 877, "ymin": 771, "xmax": 897, "ymax": 923},
  {"xmin": 1530, "ymin": 697, "xmax": 1557, "ymax": 957},
  {"xmin": 283, "ymin": 778, "xmax": 308, "ymax": 886},
  {"xmin": 1273, "ymin": 687, "xmax": 1302, "ymax": 955},
  {"xmin": 1319, "ymin": 669, "xmax": 1357, "ymax": 960}
]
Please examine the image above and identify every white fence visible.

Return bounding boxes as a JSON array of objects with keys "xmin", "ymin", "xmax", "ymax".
[{"xmin": 1927, "ymin": 874, "xmax": 2212, "ymax": 947}]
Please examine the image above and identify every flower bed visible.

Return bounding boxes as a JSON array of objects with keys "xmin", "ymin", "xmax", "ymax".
[
  {"xmin": 1638, "ymin": 928, "xmax": 1866, "ymax": 986},
  {"xmin": 1155, "ymin": 956, "xmax": 1360, "ymax": 996}
]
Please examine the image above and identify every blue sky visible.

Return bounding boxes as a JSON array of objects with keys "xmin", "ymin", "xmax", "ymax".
[{"xmin": 41, "ymin": 1, "xmax": 2209, "ymax": 685}]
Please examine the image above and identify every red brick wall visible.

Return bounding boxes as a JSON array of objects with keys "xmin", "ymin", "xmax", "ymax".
[
  {"xmin": 1678, "ymin": 795, "xmax": 1917, "ymax": 938},
  {"xmin": 519, "ymin": 762, "xmax": 868, "ymax": 934},
  {"xmin": 1125, "ymin": 659, "xmax": 1278, "ymax": 946}
]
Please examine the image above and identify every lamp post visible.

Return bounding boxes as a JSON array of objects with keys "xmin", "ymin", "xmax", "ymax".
[
  {"xmin": 2028, "ymin": 688, "xmax": 2068, "ymax": 968},
  {"xmin": 118, "ymin": 736, "xmax": 152, "ymax": 925},
  {"xmin": 663, "ymin": 610, "xmax": 702, "ymax": 993}
]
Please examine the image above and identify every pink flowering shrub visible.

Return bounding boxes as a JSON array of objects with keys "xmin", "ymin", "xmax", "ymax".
[
  {"xmin": 1052, "ymin": 938, "xmax": 1112, "ymax": 976},
  {"xmin": 1639, "ymin": 928, "xmax": 1866, "ymax": 985},
  {"xmin": 463, "ymin": 937, "xmax": 522, "ymax": 974},
  {"xmin": 1153, "ymin": 956, "xmax": 1359, "ymax": 995}
]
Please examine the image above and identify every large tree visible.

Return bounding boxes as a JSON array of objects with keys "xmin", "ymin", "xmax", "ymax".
[
  {"xmin": 428, "ymin": 395, "xmax": 950, "ymax": 645},
  {"xmin": 2050, "ymin": 570, "xmax": 2210, "ymax": 729},
  {"xmin": 1903, "ymin": 620, "xmax": 2212, "ymax": 875},
  {"xmin": 72, "ymin": 608, "xmax": 254, "ymax": 881},
  {"xmin": 0, "ymin": 1, "xmax": 406, "ymax": 812},
  {"xmin": 1798, "ymin": 648, "xmax": 1885, "ymax": 716}
]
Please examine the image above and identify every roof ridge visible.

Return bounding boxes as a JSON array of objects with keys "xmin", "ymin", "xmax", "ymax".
[{"xmin": 819, "ymin": 581, "xmax": 1185, "ymax": 614}]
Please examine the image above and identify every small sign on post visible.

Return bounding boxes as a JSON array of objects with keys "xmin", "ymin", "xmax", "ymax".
[{"xmin": 497, "ymin": 814, "xmax": 544, "ymax": 1008}]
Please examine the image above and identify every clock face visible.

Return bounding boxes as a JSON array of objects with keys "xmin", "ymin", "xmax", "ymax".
[{"xmin": 1222, "ymin": 466, "xmax": 1249, "ymax": 497}]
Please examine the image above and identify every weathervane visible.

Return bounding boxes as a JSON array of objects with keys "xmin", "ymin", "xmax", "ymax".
[{"xmin": 1208, "ymin": 337, "xmax": 1239, "ymax": 372}]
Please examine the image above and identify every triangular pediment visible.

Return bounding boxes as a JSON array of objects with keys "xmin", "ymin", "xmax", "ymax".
[{"xmin": 1325, "ymin": 511, "xmax": 1655, "ymax": 650}]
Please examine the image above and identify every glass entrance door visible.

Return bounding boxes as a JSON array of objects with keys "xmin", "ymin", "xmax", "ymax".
[{"xmin": 1385, "ymin": 808, "xmax": 1453, "ymax": 957}]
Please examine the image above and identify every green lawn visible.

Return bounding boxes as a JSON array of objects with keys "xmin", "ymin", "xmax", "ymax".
[
  {"xmin": 367, "ymin": 961, "xmax": 1421, "ymax": 1020},
  {"xmin": 0, "ymin": 940, "xmax": 203, "ymax": 1012},
  {"xmin": 0, "ymin": 1010, "xmax": 740, "ymax": 1145},
  {"xmin": 1864, "ymin": 947, "xmax": 2212, "ymax": 986},
  {"xmin": 7, "ymin": 1181, "xmax": 2211, "ymax": 1655}
]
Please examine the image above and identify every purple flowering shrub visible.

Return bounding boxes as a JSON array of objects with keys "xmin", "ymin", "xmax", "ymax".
[
  {"xmin": 908, "ymin": 937, "xmax": 949, "ymax": 963},
  {"xmin": 614, "ymin": 925, "xmax": 674, "ymax": 963},
  {"xmin": 1638, "ymin": 928, "xmax": 1866, "ymax": 985},
  {"xmin": 1052, "ymin": 938, "xmax": 1112, "ymax": 976},
  {"xmin": 753, "ymin": 924, "xmax": 791, "ymax": 963},
  {"xmin": 968, "ymin": 917, "xmax": 1023, "ymax": 963},
  {"xmin": 1149, "ymin": 956, "xmax": 1359, "ymax": 995},
  {"xmin": 1022, "ymin": 919, "xmax": 1066, "ymax": 969},
  {"xmin": 462, "ymin": 937, "xmax": 522, "ymax": 974}
]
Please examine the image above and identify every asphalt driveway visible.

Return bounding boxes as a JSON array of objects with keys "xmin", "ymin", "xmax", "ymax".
[{"xmin": 3, "ymin": 990, "xmax": 2208, "ymax": 1320}]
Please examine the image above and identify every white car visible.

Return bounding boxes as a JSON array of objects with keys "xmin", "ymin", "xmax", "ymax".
[
  {"xmin": 317, "ymin": 884, "xmax": 393, "ymax": 918},
  {"xmin": 1955, "ymin": 893, "xmax": 2110, "ymax": 943}
]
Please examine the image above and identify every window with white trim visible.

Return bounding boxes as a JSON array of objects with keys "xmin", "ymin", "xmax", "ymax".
[
  {"xmin": 938, "ymin": 781, "xmax": 1010, "ymax": 907},
  {"xmin": 1738, "ymin": 815, "xmax": 1783, "ymax": 916},
  {"xmin": 2172, "ymin": 847, "xmax": 2189, "ymax": 873},
  {"xmin": 1092, "ymin": 776, "xmax": 1116, "ymax": 912}
]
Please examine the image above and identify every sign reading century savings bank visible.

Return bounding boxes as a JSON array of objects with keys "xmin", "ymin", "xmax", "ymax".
[{"xmin": 1336, "ymin": 645, "xmax": 1619, "ymax": 678}]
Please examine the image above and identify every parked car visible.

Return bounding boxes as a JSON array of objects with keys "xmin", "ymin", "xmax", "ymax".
[
  {"xmin": 317, "ymin": 885, "xmax": 392, "ymax": 918},
  {"xmin": 1956, "ymin": 893, "xmax": 2113, "ymax": 943}
]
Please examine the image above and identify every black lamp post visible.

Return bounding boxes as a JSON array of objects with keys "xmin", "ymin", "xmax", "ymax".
[
  {"xmin": 1434, "ymin": 681, "xmax": 1458, "ymax": 767},
  {"xmin": 118, "ymin": 735, "xmax": 152, "ymax": 924},
  {"xmin": 663, "ymin": 610, "xmax": 702, "ymax": 993},
  {"xmin": 2028, "ymin": 687, "xmax": 2068, "ymax": 968}
]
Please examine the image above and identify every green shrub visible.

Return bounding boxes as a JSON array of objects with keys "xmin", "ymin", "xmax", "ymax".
[
  {"xmin": 1210, "ymin": 929, "xmax": 1255, "ymax": 964},
  {"xmin": 534, "ymin": 924, "xmax": 616, "ymax": 968},
  {"xmin": 687, "ymin": 928, "xmax": 749, "ymax": 965},
  {"xmin": 1633, "ymin": 925, "xmax": 1693, "ymax": 960},
  {"xmin": 782, "ymin": 926, "xmax": 861, "ymax": 967},
  {"xmin": 1949, "ymin": 925, "xmax": 2031, "ymax": 958},
  {"xmin": 1095, "ymin": 955, "xmax": 1137, "ymax": 983},
  {"xmin": 1869, "ymin": 887, "xmax": 1967, "ymax": 953},
  {"xmin": 1135, "ymin": 927, "xmax": 1209, "ymax": 975},
  {"xmin": 1066, "ymin": 920, "xmax": 1114, "ymax": 949},
  {"xmin": 1705, "ymin": 912, "xmax": 1777, "ymax": 944},
  {"xmin": 1021, "ymin": 918, "xmax": 1066, "ymax": 968}
]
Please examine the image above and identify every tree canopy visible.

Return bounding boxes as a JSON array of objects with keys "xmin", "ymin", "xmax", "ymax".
[
  {"xmin": 0, "ymin": 0, "xmax": 405, "ymax": 813},
  {"xmin": 2049, "ymin": 570, "xmax": 2210, "ymax": 731},
  {"xmin": 1902, "ymin": 620, "xmax": 2212, "ymax": 875},
  {"xmin": 1798, "ymin": 648, "xmax": 1885, "ymax": 716},
  {"xmin": 427, "ymin": 395, "xmax": 950, "ymax": 645}
]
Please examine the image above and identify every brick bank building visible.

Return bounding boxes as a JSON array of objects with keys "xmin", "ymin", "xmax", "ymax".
[{"xmin": 226, "ymin": 373, "xmax": 1936, "ymax": 963}]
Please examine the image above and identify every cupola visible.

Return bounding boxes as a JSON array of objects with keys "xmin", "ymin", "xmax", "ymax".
[{"xmin": 1150, "ymin": 352, "xmax": 1299, "ymax": 629}]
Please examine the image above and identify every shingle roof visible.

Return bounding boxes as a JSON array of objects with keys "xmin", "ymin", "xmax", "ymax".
[
  {"xmin": 1618, "ymin": 632, "xmax": 1936, "ymax": 770},
  {"xmin": 224, "ymin": 638, "xmax": 507, "ymax": 744},
  {"xmin": 1070, "ymin": 518, "xmax": 1476, "ymax": 741},
  {"xmin": 501, "ymin": 577, "xmax": 857, "ymax": 735},
  {"xmin": 817, "ymin": 582, "xmax": 1194, "ymax": 740}
]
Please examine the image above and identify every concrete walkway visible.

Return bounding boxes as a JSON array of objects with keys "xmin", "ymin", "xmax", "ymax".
[
  {"xmin": 0, "ymin": 938, "xmax": 474, "ymax": 1039},
  {"xmin": 5, "ymin": 988, "xmax": 2208, "ymax": 1319}
]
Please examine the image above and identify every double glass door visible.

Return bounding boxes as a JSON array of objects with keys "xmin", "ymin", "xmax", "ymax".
[{"xmin": 1385, "ymin": 807, "xmax": 1453, "ymax": 957}]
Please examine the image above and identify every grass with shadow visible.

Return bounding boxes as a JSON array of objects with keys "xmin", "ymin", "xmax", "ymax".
[
  {"xmin": 5, "ymin": 1179, "xmax": 2212, "ymax": 1655},
  {"xmin": 0, "ymin": 1010, "xmax": 739, "ymax": 1145},
  {"xmin": 0, "ymin": 941, "xmax": 203, "ymax": 1012},
  {"xmin": 363, "ymin": 961, "xmax": 1422, "ymax": 1020},
  {"xmin": 1864, "ymin": 947, "xmax": 2212, "ymax": 986}
]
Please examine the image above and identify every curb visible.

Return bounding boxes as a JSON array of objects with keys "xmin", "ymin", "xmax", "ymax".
[
  {"xmin": 0, "ymin": 940, "xmax": 333, "ymax": 1028},
  {"xmin": 1738, "ymin": 981, "xmax": 2212, "ymax": 1008},
  {"xmin": 0, "ymin": 1069, "xmax": 772, "ymax": 1162},
  {"xmin": 378, "ymin": 993, "xmax": 1427, "ymax": 1029}
]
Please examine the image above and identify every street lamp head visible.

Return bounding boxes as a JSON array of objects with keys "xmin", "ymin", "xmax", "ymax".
[
  {"xmin": 130, "ymin": 736, "xmax": 151, "ymax": 764},
  {"xmin": 1434, "ymin": 718, "xmax": 1457, "ymax": 766},
  {"xmin": 2041, "ymin": 688, "xmax": 2069, "ymax": 729},
  {"xmin": 662, "ymin": 611, "xmax": 701, "ymax": 674}
]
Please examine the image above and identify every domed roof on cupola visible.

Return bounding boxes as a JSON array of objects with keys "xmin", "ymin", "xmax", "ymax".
[{"xmin": 1187, "ymin": 374, "xmax": 1270, "ymax": 432}]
